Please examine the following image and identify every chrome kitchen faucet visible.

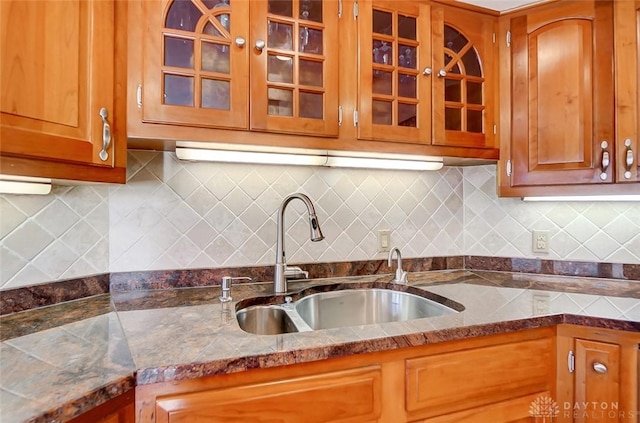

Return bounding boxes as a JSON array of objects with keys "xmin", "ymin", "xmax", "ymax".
[
  {"xmin": 274, "ymin": 193, "xmax": 324, "ymax": 294},
  {"xmin": 388, "ymin": 247, "xmax": 408, "ymax": 284}
]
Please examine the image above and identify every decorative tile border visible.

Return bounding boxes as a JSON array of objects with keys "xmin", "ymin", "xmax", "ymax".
[{"xmin": 1, "ymin": 256, "xmax": 638, "ymax": 315}]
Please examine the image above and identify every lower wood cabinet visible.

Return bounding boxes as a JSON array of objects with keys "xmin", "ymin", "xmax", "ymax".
[
  {"xmin": 556, "ymin": 325, "xmax": 640, "ymax": 423},
  {"xmin": 136, "ymin": 327, "xmax": 557, "ymax": 423},
  {"xmin": 69, "ymin": 390, "xmax": 135, "ymax": 423}
]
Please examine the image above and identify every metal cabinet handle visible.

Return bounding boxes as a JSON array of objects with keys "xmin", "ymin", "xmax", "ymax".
[
  {"xmin": 600, "ymin": 141, "xmax": 609, "ymax": 181},
  {"xmin": 437, "ymin": 69, "xmax": 447, "ymax": 78},
  {"xmin": 624, "ymin": 138, "xmax": 634, "ymax": 179},
  {"xmin": 423, "ymin": 67, "xmax": 433, "ymax": 76},
  {"xmin": 593, "ymin": 362, "xmax": 608, "ymax": 374},
  {"xmin": 254, "ymin": 39, "xmax": 266, "ymax": 52},
  {"xmin": 98, "ymin": 107, "xmax": 111, "ymax": 161},
  {"xmin": 235, "ymin": 36, "xmax": 246, "ymax": 48}
]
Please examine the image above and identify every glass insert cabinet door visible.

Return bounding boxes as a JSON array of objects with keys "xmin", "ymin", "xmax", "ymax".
[
  {"xmin": 358, "ymin": 1, "xmax": 432, "ymax": 144},
  {"xmin": 142, "ymin": 0, "xmax": 250, "ymax": 129},
  {"xmin": 431, "ymin": 6, "xmax": 496, "ymax": 149},
  {"xmin": 249, "ymin": 0, "xmax": 339, "ymax": 136}
]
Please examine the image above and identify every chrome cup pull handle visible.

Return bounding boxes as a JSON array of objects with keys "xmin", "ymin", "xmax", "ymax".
[
  {"xmin": 593, "ymin": 362, "xmax": 608, "ymax": 374},
  {"xmin": 600, "ymin": 141, "xmax": 609, "ymax": 181},
  {"xmin": 98, "ymin": 107, "xmax": 111, "ymax": 161},
  {"xmin": 624, "ymin": 138, "xmax": 634, "ymax": 179}
]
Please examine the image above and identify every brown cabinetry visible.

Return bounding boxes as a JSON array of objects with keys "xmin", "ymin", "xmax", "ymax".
[
  {"xmin": 0, "ymin": 0, "xmax": 126, "ymax": 183},
  {"xmin": 129, "ymin": 0, "xmax": 499, "ymax": 160},
  {"xmin": 132, "ymin": 0, "xmax": 338, "ymax": 139},
  {"xmin": 136, "ymin": 327, "xmax": 555, "ymax": 423},
  {"xmin": 556, "ymin": 325, "xmax": 640, "ymax": 423},
  {"xmin": 69, "ymin": 391, "xmax": 135, "ymax": 423},
  {"xmin": 499, "ymin": 0, "xmax": 639, "ymax": 196}
]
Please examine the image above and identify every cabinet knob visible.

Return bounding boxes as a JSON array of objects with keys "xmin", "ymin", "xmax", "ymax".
[
  {"xmin": 624, "ymin": 138, "xmax": 634, "ymax": 179},
  {"xmin": 423, "ymin": 67, "xmax": 433, "ymax": 76},
  {"xmin": 235, "ymin": 36, "xmax": 246, "ymax": 48},
  {"xmin": 437, "ymin": 69, "xmax": 447, "ymax": 78},
  {"xmin": 98, "ymin": 108, "xmax": 111, "ymax": 162},
  {"xmin": 593, "ymin": 362, "xmax": 608, "ymax": 374},
  {"xmin": 254, "ymin": 39, "xmax": 266, "ymax": 52}
]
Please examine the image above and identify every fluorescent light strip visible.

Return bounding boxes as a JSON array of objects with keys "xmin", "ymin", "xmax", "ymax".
[
  {"xmin": 325, "ymin": 156, "xmax": 443, "ymax": 171},
  {"xmin": 522, "ymin": 195, "xmax": 640, "ymax": 202},
  {"xmin": 175, "ymin": 144, "xmax": 444, "ymax": 171},
  {"xmin": 176, "ymin": 147, "xmax": 327, "ymax": 167},
  {"xmin": 0, "ymin": 175, "xmax": 51, "ymax": 195}
]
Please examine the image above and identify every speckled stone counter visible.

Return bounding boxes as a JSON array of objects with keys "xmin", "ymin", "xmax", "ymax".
[{"xmin": 2, "ymin": 270, "xmax": 639, "ymax": 423}]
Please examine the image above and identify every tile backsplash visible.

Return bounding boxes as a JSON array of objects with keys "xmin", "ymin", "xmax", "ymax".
[{"xmin": 1, "ymin": 151, "xmax": 639, "ymax": 289}]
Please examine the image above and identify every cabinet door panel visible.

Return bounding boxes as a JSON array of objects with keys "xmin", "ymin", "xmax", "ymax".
[
  {"xmin": 432, "ymin": 6, "xmax": 497, "ymax": 149},
  {"xmin": 358, "ymin": 0, "xmax": 431, "ymax": 144},
  {"xmin": 141, "ymin": 0, "xmax": 249, "ymax": 130},
  {"xmin": 0, "ymin": 0, "xmax": 115, "ymax": 167},
  {"xmin": 250, "ymin": 0, "xmax": 339, "ymax": 137},
  {"xmin": 156, "ymin": 366, "xmax": 381, "ymax": 423},
  {"xmin": 574, "ymin": 339, "xmax": 621, "ymax": 423},
  {"xmin": 614, "ymin": 0, "xmax": 640, "ymax": 182},
  {"xmin": 405, "ymin": 337, "xmax": 554, "ymax": 420},
  {"xmin": 510, "ymin": 1, "xmax": 615, "ymax": 187}
]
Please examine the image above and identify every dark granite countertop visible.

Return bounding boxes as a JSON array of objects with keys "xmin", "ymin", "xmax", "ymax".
[{"xmin": 1, "ymin": 270, "xmax": 639, "ymax": 423}]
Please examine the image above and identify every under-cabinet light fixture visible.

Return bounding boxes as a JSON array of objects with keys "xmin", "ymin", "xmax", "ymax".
[
  {"xmin": 0, "ymin": 174, "xmax": 52, "ymax": 195},
  {"xmin": 522, "ymin": 195, "xmax": 640, "ymax": 202},
  {"xmin": 175, "ymin": 142, "xmax": 444, "ymax": 171},
  {"xmin": 325, "ymin": 150, "xmax": 444, "ymax": 171}
]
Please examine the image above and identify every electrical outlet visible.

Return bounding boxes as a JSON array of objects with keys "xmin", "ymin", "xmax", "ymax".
[
  {"xmin": 377, "ymin": 229, "xmax": 391, "ymax": 253},
  {"xmin": 532, "ymin": 294, "xmax": 550, "ymax": 315},
  {"xmin": 532, "ymin": 230, "xmax": 550, "ymax": 254}
]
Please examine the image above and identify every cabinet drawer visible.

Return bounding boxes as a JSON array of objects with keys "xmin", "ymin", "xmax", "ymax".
[
  {"xmin": 406, "ymin": 337, "xmax": 553, "ymax": 419},
  {"xmin": 155, "ymin": 365, "xmax": 381, "ymax": 423},
  {"xmin": 418, "ymin": 391, "xmax": 549, "ymax": 423}
]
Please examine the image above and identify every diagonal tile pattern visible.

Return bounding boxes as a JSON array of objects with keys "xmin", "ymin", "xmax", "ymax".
[{"xmin": 0, "ymin": 154, "xmax": 639, "ymax": 290}]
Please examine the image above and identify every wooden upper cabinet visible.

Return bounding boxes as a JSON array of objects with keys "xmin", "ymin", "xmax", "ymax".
[
  {"xmin": 358, "ymin": 1, "xmax": 432, "ymax": 144},
  {"xmin": 431, "ymin": 5, "xmax": 497, "ymax": 150},
  {"xmin": 510, "ymin": 0, "xmax": 615, "ymax": 188},
  {"xmin": 614, "ymin": 0, "xmax": 640, "ymax": 183},
  {"xmin": 139, "ymin": 0, "xmax": 338, "ymax": 137},
  {"xmin": 0, "ymin": 0, "xmax": 125, "ymax": 183},
  {"xmin": 141, "ymin": 0, "xmax": 250, "ymax": 130},
  {"xmin": 249, "ymin": 0, "xmax": 339, "ymax": 136}
]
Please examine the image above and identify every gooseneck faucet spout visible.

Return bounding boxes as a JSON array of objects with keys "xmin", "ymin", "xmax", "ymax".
[
  {"xmin": 275, "ymin": 193, "xmax": 324, "ymax": 294},
  {"xmin": 388, "ymin": 247, "xmax": 408, "ymax": 284}
]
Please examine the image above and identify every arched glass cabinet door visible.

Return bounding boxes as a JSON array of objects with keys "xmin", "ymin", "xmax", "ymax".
[
  {"xmin": 142, "ymin": 0, "xmax": 250, "ymax": 129},
  {"xmin": 432, "ymin": 6, "xmax": 496, "ymax": 149}
]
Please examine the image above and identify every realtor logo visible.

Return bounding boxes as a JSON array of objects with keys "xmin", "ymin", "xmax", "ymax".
[{"xmin": 530, "ymin": 395, "xmax": 560, "ymax": 421}]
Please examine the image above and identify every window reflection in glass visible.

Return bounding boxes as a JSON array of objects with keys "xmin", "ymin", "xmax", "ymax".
[
  {"xmin": 268, "ymin": 55, "xmax": 293, "ymax": 83},
  {"xmin": 202, "ymin": 41, "xmax": 230, "ymax": 73},
  {"xmin": 166, "ymin": 0, "xmax": 201, "ymax": 31},
  {"xmin": 300, "ymin": 59, "xmax": 323, "ymax": 87},
  {"xmin": 299, "ymin": 27, "xmax": 323, "ymax": 54},
  {"xmin": 300, "ymin": 92, "xmax": 323, "ymax": 119},
  {"xmin": 268, "ymin": 88, "xmax": 293, "ymax": 116},
  {"xmin": 372, "ymin": 70, "xmax": 392, "ymax": 95},
  {"xmin": 268, "ymin": 21, "xmax": 293, "ymax": 51},
  {"xmin": 398, "ymin": 74, "xmax": 416, "ymax": 99},
  {"xmin": 269, "ymin": 0, "xmax": 292, "ymax": 17},
  {"xmin": 165, "ymin": 37, "xmax": 194, "ymax": 69},
  {"xmin": 398, "ymin": 15, "xmax": 416, "ymax": 40},
  {"xmin": 202, "ymin": 79, "xmax": 230, "ymax": 109},
  {"xmin": 299, "ymin": 0, "xmax": 322, "ymax": 22},
  {"xmin": 372, "ymin": 100, "xmax": 392, "ymax": 125},
  {"xmin": 164, "ymin": 74, "xmax": 194, "ymax": 106},
  {"xmin": 398, "ymin": 103, "xmax": 416, "ymax": 127}
]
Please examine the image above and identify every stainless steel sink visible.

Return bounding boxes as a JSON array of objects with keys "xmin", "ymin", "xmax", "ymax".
[
  {"xmin": 236, "ymin": 305, "xmax": 298, "ymax": 335},
  {"xmin": 295, "ymin": 288, "xmax": 457, "ymax": 330}
]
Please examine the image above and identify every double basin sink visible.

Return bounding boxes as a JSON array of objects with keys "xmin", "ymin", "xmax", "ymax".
[{"xmin": 236, "ymin": 283, "xmax": 464, "ymax": 335}]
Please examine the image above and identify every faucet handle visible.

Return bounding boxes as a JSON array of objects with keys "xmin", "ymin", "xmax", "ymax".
[{"xmin": 219, "ymin": 276, "xmax": 252, "ymax": 302}]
